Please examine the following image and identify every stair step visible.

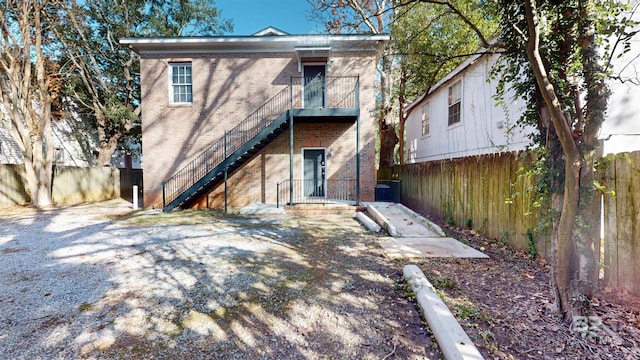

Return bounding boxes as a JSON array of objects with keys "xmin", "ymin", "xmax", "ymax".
[{"xmin": 164, "ymin": 112, "xmax": 291, "ymax": 211}]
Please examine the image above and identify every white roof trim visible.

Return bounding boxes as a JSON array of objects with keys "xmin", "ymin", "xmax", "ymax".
[
  {"xmin": 120, "ymin": 34, "xmax": 389, "ymax": 54},
  {"xmin": 252, "ymin": 26, "xmax": 289, "ymax": 36},
  {"xmin": 404, "ymin": 37, "xmax": 500, "ymax": 115},
  {"xmin": 404, "ymin": 52, "xmax": 485, "ymax": 115}
]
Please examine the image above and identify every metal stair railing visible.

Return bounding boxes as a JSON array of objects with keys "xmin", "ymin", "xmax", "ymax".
[
  {"xmin": 162, "ymin": 86, "xmax": 291, "ymax": 208},
  {"xmin": 276, "ymin": 179, "xmax": 357, "ymax": 207},
  {"xmin": 290, "ymin": 76, "xmax": 359, "ymax": 108}
]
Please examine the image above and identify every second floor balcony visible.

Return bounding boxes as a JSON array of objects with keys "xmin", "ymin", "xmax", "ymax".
[{"xmin": 289, "ymin": 75, "xmax": 360, "ymax": 122}]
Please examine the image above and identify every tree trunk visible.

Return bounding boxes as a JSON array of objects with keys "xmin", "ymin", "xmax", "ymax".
[
  {"xmin": 573, "ymin": 0, "xmax": 609, "ymax": 304},
  {"xmin": 379, "ymin": 121, "xmax": 398, "ymax": 168},
  {"xmin": 398, "ymin": 70, "xmax": 407, "ymax": 164},
  {"xmin": 0, "ymin": 1, "xmax": 54, "ymax": 208},
  {"xmin": 97, "ymin": 132, "xmax": 120, "ymax": 167},
  {"xmin": 524, "ymin": 0, "xmax": 583, "ymax": 319}
]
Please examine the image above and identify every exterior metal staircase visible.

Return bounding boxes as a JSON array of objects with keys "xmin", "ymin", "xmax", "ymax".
[
  {"xmin": 161, "ymin": 76, "xmax": 360, "ymax": 212},
  {"xmin": 162, "ymin": 87, "xmax": 291, "ymax": 212}
]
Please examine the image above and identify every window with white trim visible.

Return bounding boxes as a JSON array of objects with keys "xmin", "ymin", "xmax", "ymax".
[
  {"xmin": 448, "ymin": 80, "xmax": 462, "ymax": 126},
  {"xmin": 54, "ymin": 147, "xmax": 64, "ymax": 165},
  {"xmin": 170, "ymin": 62, "xmax": 192, "ymax": 103},
  {"xmin": 421, "ymin": 102, "xmax": 430, "ymax": 136}
]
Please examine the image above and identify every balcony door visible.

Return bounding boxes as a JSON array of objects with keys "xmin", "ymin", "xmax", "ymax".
[
  {"xmin": 303, "ymin": 149, "xmax": 326, "ymax": 197},
  {"xmin": 303, "ymin": 64, "xmax": 326, "ymax": 108}
]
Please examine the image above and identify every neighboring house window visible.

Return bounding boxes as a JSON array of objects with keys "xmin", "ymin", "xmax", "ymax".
[
  {"xmin": 54, "ymin": 147, "xmax": 64, "ymax": 165},
  {"xmin": 448, "ymin": 80, "xmax": 462, "ymax": 126},
  {"xmin": 170, "ymin": 62, "xmax": 193, "ymax": 103},
  {"xmin": 421, "ymin": 102, "xmax": 430, "ymax": 136}
]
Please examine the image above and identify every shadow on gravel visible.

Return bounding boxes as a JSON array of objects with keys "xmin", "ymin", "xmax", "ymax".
[{"xmin": 0, "ymin": 202, "xmax": 429, "ymax": 359}]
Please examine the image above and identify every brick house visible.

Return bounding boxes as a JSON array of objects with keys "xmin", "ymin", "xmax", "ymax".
[{"xmin": 121, "ymin": 28, "xmax": 388, "ymax": 211}]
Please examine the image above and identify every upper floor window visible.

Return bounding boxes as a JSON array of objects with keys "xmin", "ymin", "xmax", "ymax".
[
  {"xmin": 421, "ymin": 102, "xmax": 430, "ymax": 136},
  {"xmin": 448, "ymin": 80, "xmax": 462, "ymax": 126},
  {"xmin": 54, "ymin": 147, "xmax": 64, "ymax": 165},
  {"xmin": 170, "ymin": 62, "xmax": 192, "ymax": 104}
]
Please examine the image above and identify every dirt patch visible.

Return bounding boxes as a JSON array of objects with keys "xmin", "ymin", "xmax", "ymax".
[
  {"xmin": 2, "ymin": 200, "xmax": 638, "ymax": 359},
  {"xmin": 409, "ymin": 217, "xmax": 640, "ymax": 360},
  {"xmin": 0, "ymin": 202, "xmax": 432, "ymax": 359}
]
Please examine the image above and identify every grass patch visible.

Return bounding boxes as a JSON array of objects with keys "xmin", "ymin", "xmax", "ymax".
[
  {"xmin": 78, "ymin": 303, "xmax": 96, "ymax": 312},
  {"xmin": 117, "ymin": 209, "xmax": 226, "ymax": 226}
]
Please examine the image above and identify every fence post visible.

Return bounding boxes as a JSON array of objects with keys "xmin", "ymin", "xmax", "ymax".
[
  {"xmin": 224, "ymin": 167, "xmax": 228, "ymax": 213},
  {"xmin": 162, "ymin": 181, "xmax": 166, "ymax": 210},
  {"xmin": 133, "ymin": 185, "xmax": 138, "ymax": 209}
]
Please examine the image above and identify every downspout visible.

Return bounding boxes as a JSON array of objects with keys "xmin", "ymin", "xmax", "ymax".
[
  {"xmin": 289, "ymin": 76, "xmax": 294, "ymax": 205},
  {"xmin": 356, "ymin": 76, "xmax": 360, "ymax": 206},
  {"xmin": 224, "ymin": 131, "xmax": 228, "ymax": 213},
  {"xmin": 162, "ymin": 182, "xmax": 166, "ymax": 210}
]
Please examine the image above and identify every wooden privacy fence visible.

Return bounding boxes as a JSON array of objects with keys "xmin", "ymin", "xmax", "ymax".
[
  {"xmin": 601, "ymin": 152, "xmax": 640, "ymax": 296},
  {"xmin": 0, "ymin": 165, "xmax": 139, "ymax": 207},
  {"xmin": 390, "ymin": 150, "xmax": 640, "ymax": 296},
  {"xmin": 394, "ymin": 152, "xmax": 544, "ymax": 255},
  {"xmin": 0, "ymin": 164, "xmax": 28, "ymax": 207}
]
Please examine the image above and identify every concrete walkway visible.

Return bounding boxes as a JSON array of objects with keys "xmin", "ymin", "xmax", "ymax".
[{"xmin": 365, "ymin": 202, "xmax": 488, "ymax": 259}]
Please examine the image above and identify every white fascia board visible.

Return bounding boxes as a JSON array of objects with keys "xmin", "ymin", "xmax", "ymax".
[
  {"xmin": 120, "ymin": 34, "xmax": 389, "ymax": 54},
  {"xmin": 403, "ymin": 36, "xmax": 501, "ymax": 116}
]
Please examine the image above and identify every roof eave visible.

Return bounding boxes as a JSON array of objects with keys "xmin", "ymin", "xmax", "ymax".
[{"xmin": 120, "ymin": 34, "xmax": 390, "ymax": 54}]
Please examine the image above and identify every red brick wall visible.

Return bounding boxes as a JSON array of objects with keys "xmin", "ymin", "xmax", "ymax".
[
  {"xmin": 198, "ymin": 121, "xmax": 375, "ymax": 208},
  {"xmin": 139, "ymin": 50, "xmax": 377, "ymax": 209}
]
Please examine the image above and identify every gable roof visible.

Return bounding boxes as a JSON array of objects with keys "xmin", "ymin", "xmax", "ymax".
[
  {"xmin": 252, "ymin": 26, "xmax": 289, "ymax": 36},
  {"xmin": 404, "ymin": 38, "xmax": 500, "ymax": 115}
]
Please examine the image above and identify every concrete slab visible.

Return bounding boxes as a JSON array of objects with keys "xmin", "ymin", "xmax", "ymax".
[
  {"xmin": 365, "ymin": 202, "xmax": 441, "ymax": 237},
  {"xmin": 404, "ymin": 265, "xmax": 484, "ymax": 360},
  {"xmin": 366, "ymin": 202, "xmax": 488, "ymax": 259},
  {"xmin": 356, "ymin": 212, "xmax": 381, "ymax": 233},
  {"xmin": 379, "ymin": 237, "xmax": 489, "ymax": 258},
  {"xmin": 239, "ymin": 203, "xmax": 285, "ymax": 215}
]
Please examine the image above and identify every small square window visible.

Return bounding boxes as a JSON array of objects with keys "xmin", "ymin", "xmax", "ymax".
[
  {"xmin": 170, "ymin": 62, "xmax": 192, "ymax": 103},
  {"xmin": 54, "ymin": 147, "xmax": 64, "ymax": 165},
  {"xmin": 448, "ymin": 80, "xmax": 462, "ymax": 126},
  {"xmin": 421, "ymin": 102, "xmax": 430, "ymax": 136}
]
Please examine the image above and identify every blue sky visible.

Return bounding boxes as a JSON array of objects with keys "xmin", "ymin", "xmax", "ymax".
[{"xmin": 216, "ymin": 0, "xmax": 325, "ymax": 35}]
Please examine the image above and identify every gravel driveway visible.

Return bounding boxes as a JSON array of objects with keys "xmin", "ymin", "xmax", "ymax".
[{"xmin": 0, "ymin": 200, "xmax": 430, "ymax": 359}]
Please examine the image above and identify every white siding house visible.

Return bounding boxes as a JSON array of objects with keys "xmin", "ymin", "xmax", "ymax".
[
  {"xmin": 0, "ymin": 118, "xmax": 96, "ymax": 167},
  {"xmin": 405, "ymin": 3, "xmax": 640, "ymax": 163},
  {"xmin": 405, "ymin": 53, "xmax": 532, "ymax": 163},
  {"xmin": 601, "ymin": 16, "xmax": 640, "ymax": 155},
  {"xmin": 1, "ymin": 117, "xmax": 141, "ymax": 169}
]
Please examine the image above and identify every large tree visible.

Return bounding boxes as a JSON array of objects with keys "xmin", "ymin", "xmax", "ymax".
[
  {"xmin": 310, "ymin": 0, "xmax": 498, "ymax": 165},
  {"xmin": 310, "ymin": 0, "xmax": 398, "ymax": 167},
  {"xmin": 0, "ymin": 0, "xmax": 60, "ymax": 207},
  {"xmin": 494, "ymin": 0, "xmax": 635, "ymax": 319},
  {"xmin": 391, "ymin": 0, "xmax": 498, "ymax": 163},
  {"xmin": 54, "ymin": 0, "xmax": 232, "ymax": 166}
]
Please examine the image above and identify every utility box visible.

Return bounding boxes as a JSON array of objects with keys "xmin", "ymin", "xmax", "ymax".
[
  {"xmin": 374, "ymin": 180, "xmax": 401, "ymax": 202},
  {"xmin": 374, "ymin": 184, "xmax": 391, "ymax": 201},
  {"xmin": 389, "ymin": 180, "xmax": 401, "ymax": 203}
]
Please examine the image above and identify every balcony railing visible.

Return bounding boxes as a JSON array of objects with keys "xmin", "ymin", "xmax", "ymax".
[
  {"xmin": 290, "ymin": 76, "xmax": 359, "ymax": 109},
  {"xmin": 276, "ymin": 179, "xmax": 357, "ymax": 207}
]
